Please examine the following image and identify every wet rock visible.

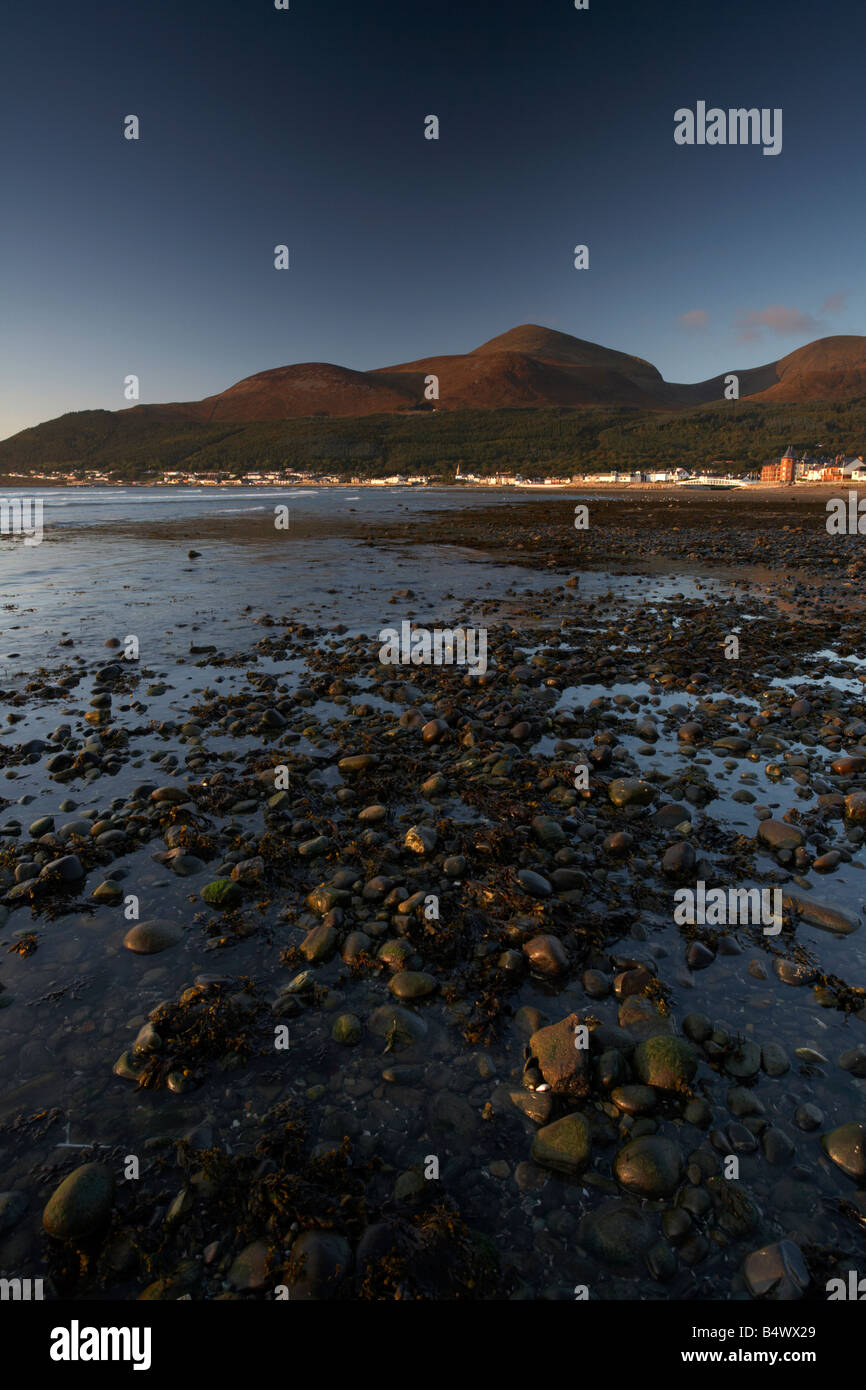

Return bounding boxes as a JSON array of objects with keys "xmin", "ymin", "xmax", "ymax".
[
  {"xmin": 201, "ymin": 879, "xmax": 242, "ymax": 910},
  {"xmin": 532, "ymin": 815, "xmax": 566, "ymax": 847},
  {"xmin": 651, "ymin": 803, "xmax": 692, "ymax": 829},
  {"xmin": 287, "ymin": 1230, "xmax": 352, "ymax": 1299},
  {"xmin": 404, "ymin": 825, "xmax": 437, "ymax": 855},
  {"xmin": 509, "ymin": 1090, "xmax": 555, "ymax": 1127},
  {"xmin": 43, "ymin": 1163, "xmax": 115, "ymax": 1240},
  {"xmin": 578, "ymin": 1201, "xmax": 655, "ymax": 1266},
  {"xmin": 614, "ymin": 1135, "xmax": 683, "ymax": 1198},
  {"xmin": 725, "ymin": 1041, "xmax": 762, "ymax": 1079},
  {"xmin": 227, "ymin": 1239, "xmax": 270, "ymax": 1290},
  {"xmin": 307, "ymin": 883, "xmax": 350, "ymax": 915},
  {"xmin": 838, "ymin": 1046, "xmax": 866, "ymax": 1078},
  {"xmin": 300, "ymin": 923, "xmax": 338, "ymax": 963},
  {"xmin": 531, "ymin": 1113, "xmax": 592, "ymax": 1177},
  {"xmin": 92, "ymin": 880, "xmax": 124, "ymax": 904},
  {"xmin": 682, "ymin": 1013, "xmax": 712, "ymax": 1044},
  {"xmin": 757, "ymin": 820, "xmax": 803, "ymax": 851},
  {"xmin": 821, "ymin": 1122, "xmax": 866, "ymax": 1182},
  {"xmin": 762, "ymin": 1127, "xmax": 794, "ymax": 1165},
  {"xmin": 517, "ymin": 870, "xmax": 553, "ymax": 899},
  {"xmin": 427, "ymin": 1092, "xmax": 478, "ymax": 1143},
  {"xmin": 529, "ymin": 1014, "xmax": 590, "ymax": 1097},
  {"xmin": 151, "ymin": 785, "xmax": 191, "ymax": 805},
  {"xmin": 742, "ymin": 1240, "xmax": 809, "ymax": 1300},
  {"xmin": 633, "ymin": 1035, "xmax": 697, "ymax": 1091},
  {"xmin": 761, "ymin": 1042, "xmax": 790, "ymax": 1077},
  {"xmin": 40, "ymin": 854, "xmax": 84, "ymax": 883},
  {"xmin": 230, "ymin": 856, "xmax": 266, "ymax": 883},
  {"xmin": 582, "ymin": 969, "xmax": 611, "ymax": 998},
  {"xmin": 389, "ymin": 970, "xmax": 436, "ymax": 1000},
  {"xmin": 609, "ymin": 778, "xmax": 655, "ymax": 808},
  {"xmin": 794, "ymin": 1103, "xmax": 823, "ymax": 1132},
  {"xmin": 523, "ymin": 934, "xmax": 567, "ymax": 975},
  {"xmin": 0, "ymin": 1190, "xmax": 27, "ymax": 1235},
  {"xmin": 774, "ymin": 958, "xmax": 816, "ymax": 986},
  {"xmin": 338, "ymin": 754, "xmax": 379, "ymax": 774},
  {"xmin": 685, "ymin": 941, "xmax": 715, "ymax": 971},
  {"xmin": 124, "ymin": 919, "xmax": 182, "ymax": 954},
  {"xmin": 368, "ymin": 1003, "xmax": 427, "ymax": 1045},
  {"xmin": 662, "ymin": 841, "xmax": 695, "ymax": 874},
  {"xmin": 611, "ymin": 1084, "xmax": 657, "ymax": 1115},
  {"xmin": 782, "ymin": 891, "xmax": 859, "ymax": 935},
  {"xmin": 332, "ymin": 1014, "xmax": 362, "ymax": 1045}
]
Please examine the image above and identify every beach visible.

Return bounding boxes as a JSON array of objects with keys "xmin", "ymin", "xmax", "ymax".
[{"xmin": 0, "ymin": 484, "xmax": 864, "ymax": 1300}]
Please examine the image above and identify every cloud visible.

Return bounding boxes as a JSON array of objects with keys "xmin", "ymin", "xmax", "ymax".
[
  {"xmin": 734, "ymin": 304, "xmax": 818, "ymax": 343},
  {"xmin": 678, "ymin": 309, "xmax": 708, "ymax": 331},
  {"xmin": 819, "ymin": 290, "xmax": 849, "ymax": 316}
]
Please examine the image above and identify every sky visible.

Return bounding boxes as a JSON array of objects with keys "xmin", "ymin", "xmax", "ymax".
[{"xmin": 0, "ymin": 0, "xmax": 862, "ymax": 439}]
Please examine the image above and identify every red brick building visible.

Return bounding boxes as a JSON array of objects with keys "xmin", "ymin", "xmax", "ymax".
[{"xmin": 761, "ymin": 445, "xmax": 796, "ymax": 484}]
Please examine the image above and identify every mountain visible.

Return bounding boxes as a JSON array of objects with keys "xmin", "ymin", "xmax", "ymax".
[{"xmin": 3, "ymin": 326, "xmax": 866, "ymax": 474}]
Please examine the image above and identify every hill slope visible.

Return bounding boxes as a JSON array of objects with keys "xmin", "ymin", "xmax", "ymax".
[{"xmin": 3, "ymin": 326, "xmax": 866, "ymax": 474}]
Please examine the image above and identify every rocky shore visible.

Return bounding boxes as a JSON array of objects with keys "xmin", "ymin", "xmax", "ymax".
[{"xmin": 0, "ymin": 490, "xmax": 864, "ymax": 1300}]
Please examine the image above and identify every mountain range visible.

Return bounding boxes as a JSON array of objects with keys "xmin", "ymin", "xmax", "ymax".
[
  {"xmin": 109, "ymin": 325, "xmax": 866, "ymax": 421},
  {"xmin": 4, "ymin": 324, "xmax": 866, "ymax": 477}
]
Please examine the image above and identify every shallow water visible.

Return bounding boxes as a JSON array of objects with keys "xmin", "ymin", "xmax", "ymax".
[{"xmin": 1, "ymin": 489, "xmax": 865, "ymax": 1300}]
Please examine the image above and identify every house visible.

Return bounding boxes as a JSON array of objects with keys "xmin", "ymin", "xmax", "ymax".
[{"xmin": 761, "ymin": 445, "xmax": 796, "ymax": 484}]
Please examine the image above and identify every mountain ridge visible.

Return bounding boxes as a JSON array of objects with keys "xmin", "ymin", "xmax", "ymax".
[
  {"xmin": 114, "ymin": 325, "xmax": 866, "ymax": 423},
  {"xmin": 4, "ymin": 325, "xmax": 866, "ymax": 477}
]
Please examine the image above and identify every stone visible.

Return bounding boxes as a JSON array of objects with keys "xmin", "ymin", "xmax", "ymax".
[
  {"xmin": 42, "ymin": 1163, "xmax": 115, "ymax": 1240},
  {"xmin": 200, "ymin": 879, "xmax": 242, "ymax": 910},
  {"xmin": 368, "ymin": 1003, "xmax": 427, "ymax": 1045},
  {"xmin": 761, "ymin": 1042, "xmax": 790, "ymax": 1077},
  {"xmin": 821, "ymin": 1122, "xmax": 866, "ymax": 1182},
  {"xmin": 757, "ymin": 820, "xmax": 803, "ymax": 851},
  {"xmin": 578, "ymin": 1201, "xmax": 655, "ymax": 1266},
  {"xmin": 609, "ymin": 778, "xmax": 655, "ymax": 808},
  {"xmin": 517, "ymin": 870, "xmax": 553, "ymax": 899},
  {"xmin": 404, "ymin": 824, "xmax": 437, "ymax": 855},
  {"xmin": 782, "ymin": 891, "xmax": 859, "ymax": 935},
  {"xmin": 388, "ymin": 970, "xmax": 436, "ymax": 1000},
  {"xmin": 531, "ymin": 1113, "xmax": 592, "ymax": 1177},
  {"xmin": 614, "ymin": 1136, "xmax": 683, "ymax": 1198},
  {"xmin": 523, "ymin": 934, "xmax": 567, "ymax": 975},
  {"xmin": 228, "ymin": 1239, "xmax": 270, "ymax": 1290},
  {"xmin": 40, "ymin": 854, "xmax": 84, "ymax": 883},
  {"xmin": 633, "ymin": 1035, "xmax": 697, "ymax": 1091},
  {"xmin": 725, "ymin": 1041, "xmax": 762, "ymax": 1079},
  {"xmin": 742, "ymin": 1241, "xmax": 809, "ymax": 1300},
  {"xmin": 287, "ymin": 1230, "xmax": 352, "ymax": 1299},
  {"xmin": 332, "ymin": 1014, "xmax": 362, "ymax": 1045},
  {"xmin": 0, "ymin": 1190, "xmax": 27, "ymax": 1235},
  {"xmin": 662, "ymin": 841, "xmax": 695, "ymax": 874},
  {"xmin": 300, "ymin": 924, "xmax": 338, "ymax": 963},
  {"xmin": 529, "ymin": 1014, "xmax": 590, "ymax": 1098},
  {"xmin": 123, "ymin": 919, "xmax": 182, "ymax": 954}
]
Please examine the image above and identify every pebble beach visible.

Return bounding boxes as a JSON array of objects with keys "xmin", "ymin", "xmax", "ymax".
[{"xmin": 0, "ymin": 484, "xmax": 864, "ymax": 1301}]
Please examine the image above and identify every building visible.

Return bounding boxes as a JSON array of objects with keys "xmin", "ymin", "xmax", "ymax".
[{"xmin": 761, "ymin": 445, "xmax": 796, "ymax": 484}]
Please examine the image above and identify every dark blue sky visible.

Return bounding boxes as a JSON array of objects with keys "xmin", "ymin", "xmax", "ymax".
[{"xmin": 0, "ymin": 0, "xmax": 861, "ymax": 438}]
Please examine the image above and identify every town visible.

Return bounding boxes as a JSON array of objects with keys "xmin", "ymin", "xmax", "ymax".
[{"xmin": 5, "ymin": 445, "xmax": 866, "ymax": 490}]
